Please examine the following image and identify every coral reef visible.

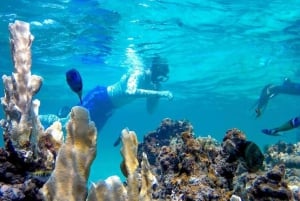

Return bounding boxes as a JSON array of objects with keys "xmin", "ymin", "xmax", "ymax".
[
  {"xmin": 137, "ymin": 122, "xmax": 297, "ymax": 201},
  {"xmin": 1, "ymin": 20, "xmax": 300, "ymax": 201}
]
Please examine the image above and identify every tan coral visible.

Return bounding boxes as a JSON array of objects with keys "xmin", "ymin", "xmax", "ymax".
[
  {"xmin": 139, "ymin": 152, "xmax": 157, "ymax": 201},
  {"xmin": 121, "ymin": 128, "xmax": 140, "ymax": 201},
  {"xmin": 41, "ymin": 106, "xmax": 97, "ymax": 201},
  {"xmin": 87, "ymin": 176, "xmax": 127, "ymax": 201},
  {"xmin": 120, "ymin": 128, "xmax": 139, "ymax": 177},
  {"xmin": 87, "ymin": 128, "xmax": 156, "ymax": 201}
]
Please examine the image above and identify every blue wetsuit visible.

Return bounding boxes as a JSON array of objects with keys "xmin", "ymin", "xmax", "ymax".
[
  {"xmin": 81, "ymin": 86, "xmax": 114, "ymax": 130},
  {"xmin": 277, "ymin": 79, "xmax": 300, "ymax": 95},
  {"xmin": 291, "ymin": 116, "xmax": 300, "ymax": 128}
]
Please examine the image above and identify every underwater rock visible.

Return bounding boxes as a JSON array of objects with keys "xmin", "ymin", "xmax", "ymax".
[
  {"xmin": 157, "ymin": 146, "xmax": 180, "ymax": 174},
  {"xmin": 137, "ymin": 118, "xmax": 193, "ymax": 165},
  {"xmin": 265, "ymin": 140, "xmax": 300, "ymax": 169},
  {"xmin": 0, "ymin": 147, "xmax": 45, "ymax": 200},
  {"xmin": 222, "ymin": 128, "xmax": 247, "ymax": 162},
  {"xmin": 221, "ymin": 128, "xmax": 264, "ymax": 172},
  {"xmin": 139, "ymin": 121, "xmax": 231, "ymax": 200},
  {"xmin": 216, "ymin": 128, "xmax": 264, "ymax": 193},
  {"xmin": 247, "ymin": 164, "xmax": 293, "ymax": 201}
]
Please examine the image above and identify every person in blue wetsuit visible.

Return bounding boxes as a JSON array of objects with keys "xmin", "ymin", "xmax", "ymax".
[
  {"xmin": 262, "ymin": 116, "xmax": 300, "ymax": 136},
  {"xmin": 254, "ymin": 78, "xmax": 300, "ymax": 117},
  {"xmin": 40, "ymin": 48, "xmax": 173, "ymax": 131},
  {"xmin": 253, "ymin": 77, "xmax": 300, "ymax": 136}
]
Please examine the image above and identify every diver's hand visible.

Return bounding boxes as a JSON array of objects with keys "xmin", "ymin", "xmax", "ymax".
[
  {"xmin": 261, "ymin": 128, "xmax": 281, "ymax": 136},
  {"xmin": 255, "ymin": 108, "xmax": 262, "ymax": 118},
  {"xmin": 161, "ymin": 91, "xmax": 173, "ymax": 100}
]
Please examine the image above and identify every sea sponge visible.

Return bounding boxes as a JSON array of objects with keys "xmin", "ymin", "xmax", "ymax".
[
  {"xmin": 41, "ymin": 106, "xmax": 97, "ymax": 201},
  {"xmin": 243, "ymin": 141, "xmax": 264, "ymax": 172}
]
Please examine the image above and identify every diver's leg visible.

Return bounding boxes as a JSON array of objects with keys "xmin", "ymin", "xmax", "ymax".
[{"xmin": 262, "ymin": 116, "xmax": 300, "ymax": 136}]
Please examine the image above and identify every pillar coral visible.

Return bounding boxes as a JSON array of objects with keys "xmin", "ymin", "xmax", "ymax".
[
  {"xmin": 1, "ymin": 20, "xmax": 43, "ymax": 154},
  {"xmin": 1, "ymin": 20, "xmax": 64, "ymax": 170}
]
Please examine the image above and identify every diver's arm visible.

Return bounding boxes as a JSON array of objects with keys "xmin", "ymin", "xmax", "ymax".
[
  {"xmin": 133, "ymin": 88, "xmax": 173, "ymax": 99},
  {"xmin": 255, "ymin": 84, "xmax": 278, "ymax": 117},
  {"xmin": 125, "ymin": 69, "xmax": 173, "ymax": 99}
]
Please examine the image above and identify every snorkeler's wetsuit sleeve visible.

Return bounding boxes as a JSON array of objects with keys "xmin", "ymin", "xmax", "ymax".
[{"xmin": 134, "ymin": 88, "xmax": 173, "ymax": 99}]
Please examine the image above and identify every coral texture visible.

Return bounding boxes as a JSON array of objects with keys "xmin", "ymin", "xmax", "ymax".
[
  {"xmin": 41, "ymin": 106, "xmax": 97, "ymax": 201},
  {"xmin": 136, "ymin": 121, "xmax": 297, "ymax": 201},
  {"xmin": 247, "ymin": 164, "xmax": 293, "ymax": 201}
]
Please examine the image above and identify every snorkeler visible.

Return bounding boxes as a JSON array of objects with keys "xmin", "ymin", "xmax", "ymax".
[
  {"xmin": 81, "ymin": 48, "xmax": 172, "ymax": 130},
  {"xmin": 40, "ymin": 47, "xmax": 173, "ymax": 131},
  {"xmin": 254, "ymin": 78, "xmax": 300, "ymax": 117},
  {"xmin": 253, "ymin": 78, "xmax": 300, "ymax": 136},
  {"xmin": 262, "ymin": 116, "xmax": 300, "ymax": 136}
]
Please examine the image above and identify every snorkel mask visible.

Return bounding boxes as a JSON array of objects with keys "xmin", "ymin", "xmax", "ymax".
[{"xmin": 151, "ymin": 56, "xmax": 169, "ymax": 84}]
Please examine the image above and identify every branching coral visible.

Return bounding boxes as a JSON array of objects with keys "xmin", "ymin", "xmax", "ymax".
[{"xmin": 86, "ymin": 128, "xmax": 157, "ymax": 201}]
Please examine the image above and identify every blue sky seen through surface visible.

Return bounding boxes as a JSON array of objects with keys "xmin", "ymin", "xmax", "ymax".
[{"xmin": 0, "ymin": 0, "xmax": 300, "ymax": 180}]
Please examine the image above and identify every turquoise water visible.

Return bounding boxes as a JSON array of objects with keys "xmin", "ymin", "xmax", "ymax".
[{"xmin": 0, "ymin": 0, "xmax": 300, "ymax": 181}]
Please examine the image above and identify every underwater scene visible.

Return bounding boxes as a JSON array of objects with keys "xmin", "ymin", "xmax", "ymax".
[{"xmin": 0, "ymin": 0, "xmax": 300, "ymax": 200}]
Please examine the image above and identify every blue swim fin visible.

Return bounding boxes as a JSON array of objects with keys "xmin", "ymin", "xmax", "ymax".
[{"xmin": 66, "ymin": 68, "xmax": 83, "ymax": 104}]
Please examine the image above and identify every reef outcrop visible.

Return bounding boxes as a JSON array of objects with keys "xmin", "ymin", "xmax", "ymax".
[{"xmin": 137, "ymin": 120, "xmax": 299, "ymax": 201}]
